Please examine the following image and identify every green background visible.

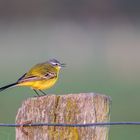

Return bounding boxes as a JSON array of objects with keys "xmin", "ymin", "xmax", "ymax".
[{"xmin": 0, "ymin": 1, "xmax": 140, "ymax": 139}]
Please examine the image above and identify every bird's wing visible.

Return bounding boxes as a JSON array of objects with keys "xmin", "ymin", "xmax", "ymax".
[
  {"xmin": 17, "ymin": 63, "xmax": 57, "ymax": 83},
  {"xmin": 17, "ymin": 72, "xmax": 57, "ymax": 83}
]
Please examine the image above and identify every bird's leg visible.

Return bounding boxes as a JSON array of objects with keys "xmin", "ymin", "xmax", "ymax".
[
  {"xmin": 39, "ymin": 90, "xmax": 47, "ymax": 95},
  {"xmin": 33, "ymin": 89, "xmax": 40, "ymax": 96}
]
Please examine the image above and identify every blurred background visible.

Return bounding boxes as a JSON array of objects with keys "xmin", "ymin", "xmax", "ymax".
[{"xmin": 0, "ymin": 0, "xmax": 140, "ymax": 139}]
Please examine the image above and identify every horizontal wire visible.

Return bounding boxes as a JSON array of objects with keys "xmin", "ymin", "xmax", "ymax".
[{"xmin": 0, "ymin": 122, "xmax": 140, "ymax": 127}]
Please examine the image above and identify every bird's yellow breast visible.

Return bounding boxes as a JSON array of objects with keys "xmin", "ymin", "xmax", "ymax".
[{"xmin": 18, "ymin": 78, "xmax": 58, "ymax": 90}]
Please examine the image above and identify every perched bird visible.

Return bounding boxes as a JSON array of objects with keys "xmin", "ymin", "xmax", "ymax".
[{"xmin": 0, "ymin": 59, "xmax": 65, "ymax": 96}]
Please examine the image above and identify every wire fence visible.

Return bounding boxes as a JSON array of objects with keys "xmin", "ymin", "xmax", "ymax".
[{"xmin": 1, "ymin": 122, "xmax": 140, "ymax": 127}]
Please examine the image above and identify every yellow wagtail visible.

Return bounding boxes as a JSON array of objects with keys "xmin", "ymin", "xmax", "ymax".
[{"xmin": 0, "ymin": 59, "xmax": 65, "ymax": 96}]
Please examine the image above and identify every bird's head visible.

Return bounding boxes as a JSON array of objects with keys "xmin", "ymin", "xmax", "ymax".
[{"xmin": 48, "ymin": 59, "xmax": 66, "ymax": 70}]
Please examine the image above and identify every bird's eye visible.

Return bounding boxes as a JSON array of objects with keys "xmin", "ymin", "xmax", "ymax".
[{"xmin": 51, "ymin": 62, "xmax": 59, "ymax": 66}]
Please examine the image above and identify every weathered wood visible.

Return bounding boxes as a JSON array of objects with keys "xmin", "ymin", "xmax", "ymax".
[{"xmin": 16, "ymin": 93, "xmax": 111, "ymax": 140}]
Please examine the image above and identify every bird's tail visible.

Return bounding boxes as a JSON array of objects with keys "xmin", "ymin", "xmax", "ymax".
[{"xmin": 0, "ymin": 82, "xmax": 18, "ymax": 92}]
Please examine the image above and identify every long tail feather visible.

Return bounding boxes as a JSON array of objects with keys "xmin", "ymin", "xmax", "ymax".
[{"xmin": 0, "ymin": 82, "xmax": 17, "ymax": 92}]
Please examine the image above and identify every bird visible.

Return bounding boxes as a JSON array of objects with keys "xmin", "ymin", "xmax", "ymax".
[{"xmin": 0, "ymin": 59, "xmax": 65, "ymax": 96}]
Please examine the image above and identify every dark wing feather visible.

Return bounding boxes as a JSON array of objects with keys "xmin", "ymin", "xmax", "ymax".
[
  {"xmin": 17, "ymin": 73, "xmax": 27, "ymax": 82},
  {"xmin": 43, "ymin": 72, "xmax": 57, "ymax": 80}
]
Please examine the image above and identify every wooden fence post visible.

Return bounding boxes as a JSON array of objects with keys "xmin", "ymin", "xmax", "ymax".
[{"xmin": 16, "ymin": 93, "xmax": 111, "ymax": 140}]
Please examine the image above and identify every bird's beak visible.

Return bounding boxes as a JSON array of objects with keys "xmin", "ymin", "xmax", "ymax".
[{"xmin": 61, "ymin": 63, "xmax": 66, "ymax": 67}]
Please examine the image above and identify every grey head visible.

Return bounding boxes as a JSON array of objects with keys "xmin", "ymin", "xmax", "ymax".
[{"xmin": 48, "ymin": 59, "xmax": 65, "ymax": 68}]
